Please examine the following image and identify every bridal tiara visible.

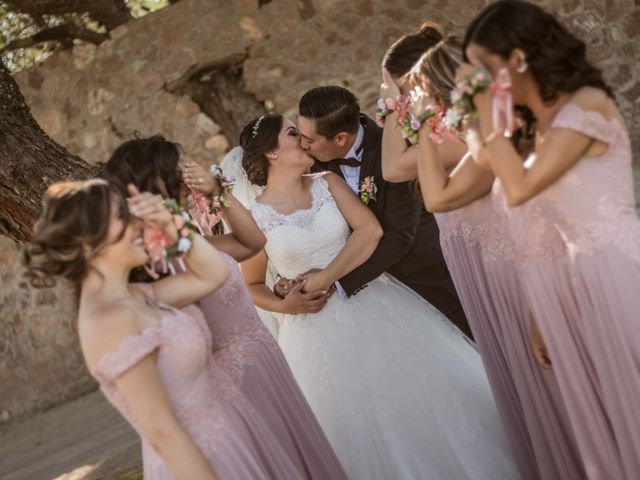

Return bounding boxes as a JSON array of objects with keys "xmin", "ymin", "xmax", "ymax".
[{"xmin": 252, "ymin": 115, "xmax": 265, "ymax": 138}]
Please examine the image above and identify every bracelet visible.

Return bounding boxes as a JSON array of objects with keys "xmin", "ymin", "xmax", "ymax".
[
  {"xmin": 210, "ymin": 165, "xmax": 235, "ymax": 212},
  {"xmin": 143, "ymin": 199, "xmax": 199, "ymax": 278},
  {"xmin": 376, "ymin": 96, "xmax": 405, "ymax": 122},
  {"xmin": 445, "ymin": 66, "xmax": 492, "ymax": 133}
]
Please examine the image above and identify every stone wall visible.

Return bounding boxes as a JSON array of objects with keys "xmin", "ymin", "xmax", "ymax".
[{"xmin": 2, "ymin": 0, "xmax": 639, "ymax": 423}]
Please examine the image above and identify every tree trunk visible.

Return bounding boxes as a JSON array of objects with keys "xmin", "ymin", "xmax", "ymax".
[
  {"xmin": 178, "ymin": 64, "xmax": 265, "ymax": 146},
  {"xmin": 0, "ymin": 62, "xmax": 99, "ymax": 243}
]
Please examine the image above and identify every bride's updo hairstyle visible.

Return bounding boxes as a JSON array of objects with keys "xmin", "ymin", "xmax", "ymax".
[
  {"xmin": 382, "ymin": 22, "xmax": 444, "ymax": 78},
  {"xmin": 22, "ymin": 179, "xmax": 128, "ymax": 287},
  {"xmin": 463, "ymin": 0, "xmax": 613, "ymax": 102},
  {"xmin": 240, "ymin": 114, "xmax": 283, "ymax": 187}
]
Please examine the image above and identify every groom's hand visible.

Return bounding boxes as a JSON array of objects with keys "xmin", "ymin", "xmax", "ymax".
[{"xmin": 280, "ymin": 279, "xmax": 330, "ymax": 314}]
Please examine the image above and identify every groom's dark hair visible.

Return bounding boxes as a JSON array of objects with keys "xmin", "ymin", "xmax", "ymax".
[{"xmin": 298, "ymin": 86, "xmax": 360, "ymax": 139}]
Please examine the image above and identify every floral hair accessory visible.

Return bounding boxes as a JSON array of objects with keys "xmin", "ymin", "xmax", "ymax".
[
  {"xmin": 359, "ymin": 176, "xmax": 378, "ymax": 205},
  {"xmin": 252, "ymin": 116, "xmax": 265, "ymax": 138},
  {"xmin": 143, "ymin": 199, "xmax": 198, "ymax": 278},
  {"xmin": 445, "ymin": 66, "xmax": 492, "ymax": 133}
]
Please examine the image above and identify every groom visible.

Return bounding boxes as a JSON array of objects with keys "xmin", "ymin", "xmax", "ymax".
[{"xmin": 296, "ymin": 85, "xmax": 471, "ymax": 338}]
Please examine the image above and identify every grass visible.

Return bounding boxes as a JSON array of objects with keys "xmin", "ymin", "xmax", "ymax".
[{"xmin": 118, "ymin": 472, "xmax": 143, "ymax": 480}]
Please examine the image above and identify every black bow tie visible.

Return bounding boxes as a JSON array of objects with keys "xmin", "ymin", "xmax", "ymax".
[{"xmin": 329, "ymin": 157, "xmax": 360, "ymax": 167}]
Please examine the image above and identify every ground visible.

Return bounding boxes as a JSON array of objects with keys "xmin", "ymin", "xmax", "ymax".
[{"xmin": 0, "ymin": 390, "xmax": 141, "ymax": 480}]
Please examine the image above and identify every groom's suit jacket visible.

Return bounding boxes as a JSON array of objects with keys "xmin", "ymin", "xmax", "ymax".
[{"xmin": 312, "ymin": 115, "xmax": 471, "ymax": 338}]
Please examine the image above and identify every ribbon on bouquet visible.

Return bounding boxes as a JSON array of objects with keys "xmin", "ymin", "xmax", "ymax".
[
  {"xmin": 188, "ymin": 191, "xmax": 223, "ymax": 237},
  {"xmin": 490, "ymin": 68, "xmax": 515, "ymax": 138},
  {"xmin": 143, "ymin": 224, "xmax": 177, "ymax": 279}
]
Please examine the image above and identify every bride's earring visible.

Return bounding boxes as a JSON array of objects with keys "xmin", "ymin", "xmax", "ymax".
[{"xmin": 516, "ymin": 58, "xmax": 528, "ymax": 73}]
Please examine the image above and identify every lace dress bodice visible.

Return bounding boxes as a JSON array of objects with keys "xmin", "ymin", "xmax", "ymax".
[
  {"xmin": 250, "ymin": 174, "xmax": 351, "ymax": 279},
  {"xmin": 531, "ymin": 104, "xmax": 639, "ymax": 262}
]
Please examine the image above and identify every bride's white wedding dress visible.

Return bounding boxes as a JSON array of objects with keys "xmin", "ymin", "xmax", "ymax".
[{"xmin": 250, "ymin": 174, "xmax": 519, "ymax": 480}]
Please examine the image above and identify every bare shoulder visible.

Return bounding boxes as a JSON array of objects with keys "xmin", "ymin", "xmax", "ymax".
[
  {"xmin": 568, "ymin": 87, "xmax": 619, "ymax": 120},
  {"xmin": 320, "ymin": 171, "xmax": 347, "ymax": 190},
  {"xmin": 79, "ymin": 301, "xmax": 151, "ymax": 369}
]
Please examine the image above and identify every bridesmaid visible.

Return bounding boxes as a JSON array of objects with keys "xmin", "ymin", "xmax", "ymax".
[
  {"xmin": 104, "ymin": 137, "xmax": 347, "ymax": 480},
  {"xmin": 22, "ymin": 179, "xmax": 308, "ymax": 479},
  {"xmin": 464, "ymin": 1, "xmax": 637, "ymax": 478},
  {"xmin": 380, "ymin": 32, "xmax": 586, "ymax": 479}
]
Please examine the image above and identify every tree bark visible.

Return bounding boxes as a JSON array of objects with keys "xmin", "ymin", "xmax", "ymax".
[
  {"xmin": 2, "ymin": 24, "xmax": 109, "ymax": 52},
  {"xmin": 0, "ymin": 62, "xmax": 99, "ymax": 243},
  {"xmin": 4, "ymin": 0, "xmax": 132, "ymax": 30},
  {"xmin": 179, "ymin": 64, "xmax": 265, "ymax": 145}
]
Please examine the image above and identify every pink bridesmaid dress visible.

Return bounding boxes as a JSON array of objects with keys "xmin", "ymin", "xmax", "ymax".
[
  {"xmin": 196, "ymin": 253, "xmax": 347, "ymax": 480},
  {"xmin": 482, "ymin": 185, "xmax": 588, "ymax": 479},
  {"xmin": 434, "ymin": 204, "xmax": 539, "ymax": 480},
  {"xmin": 93, "ymin": 287, "xmax": 308, "ymax": 479},
  {"xmin": 513, "ymin": 103, "xmax": 640, "ymax": 479}
]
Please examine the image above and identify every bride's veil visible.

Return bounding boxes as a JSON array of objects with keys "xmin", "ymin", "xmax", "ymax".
[
  {"xmin": 220, "ymin": 146, "xmax": 264, "ymax": 207},
  {"xmin": 220, "ymin": 146, "xmax": 281, "ymax": 339}
]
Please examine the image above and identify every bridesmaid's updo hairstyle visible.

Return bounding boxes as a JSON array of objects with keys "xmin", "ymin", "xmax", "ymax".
[
  {"xmin": 22, "ymin": 179, "xmax": 128, "ymax": 287},
  {"xmin": 383, "ymin": 22, "xmax": 444, "ymax": 78},
  {"xmin": 104, "ymin": 134, "xmax": 183, "ymax": 200},
  {"xmin": 240, "ymin": 114, "xmax": 283, "ymax": 187},
  {"xmin": 463, "ymin": 0, "xmax": 614, "ymax": 102},
  {"xmin": 407, "ymin": 35, "xmax": 464, "ymax": 108}
]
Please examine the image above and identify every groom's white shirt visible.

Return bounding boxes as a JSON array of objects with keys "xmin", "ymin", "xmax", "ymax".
[
  {"xmin": 339, "ymin": 125, "xmax": 365, "ymax": 194},
  {"xmin": 335, "ymin": 124, "xmax": 365, "ymax": 297}
]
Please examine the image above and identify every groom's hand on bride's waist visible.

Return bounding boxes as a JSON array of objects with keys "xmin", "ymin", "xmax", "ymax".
[{"xmin": 278, "ymin": 278, "xmax": 331, "ymax": 314}]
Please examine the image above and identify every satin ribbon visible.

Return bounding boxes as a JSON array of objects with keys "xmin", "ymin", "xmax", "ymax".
[
  {"xmin": 188, "ymin": 192, "xmax": 222, "ymax": 237},
  {"xmin": 143, "ymin": 224, "xmax": 176, "ymax": 278},
  {"xmin": 490, "ymin": 68, "xmax": 515, "ymax": 138}
]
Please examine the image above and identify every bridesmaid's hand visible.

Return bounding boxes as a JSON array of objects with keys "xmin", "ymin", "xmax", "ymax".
[
  {"xmin": 380, "ymin": 67, "xmax": 401, "ymax": 101},
  {"xmin": 531, "ymin": 318, "xmax": 552, "ymax": 370},
  {"xmin": 127, "ymin": 185, "xmax": 177, "ymax": 240},
  {"xmin": 181, "ymin": 160, "xmax": 219, "ymax": 195}
]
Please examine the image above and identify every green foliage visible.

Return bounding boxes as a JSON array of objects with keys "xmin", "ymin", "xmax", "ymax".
[
  {"xmin": 119, "ymin": 472, "xmax": 143, "ymax": 480},
  {"xmin": 127, "ymin": 0, "xmax": 171, "ymax": 18},
  {"xmin": 0, "ymin": 0, "xmax": 172, "ymax": 72}
]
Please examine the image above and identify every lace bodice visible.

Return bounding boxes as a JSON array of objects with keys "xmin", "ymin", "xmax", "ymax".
[
  {"xmin": 532, "ymin": 104, "xmax": 640, "ymax": 262},
  {"xmin": 250, "ymin": 174, "xmax": 351, "ymax": 279},
  {"xmin": 197, "ymin": 253, "xmax": 278, "ymax": 386}
]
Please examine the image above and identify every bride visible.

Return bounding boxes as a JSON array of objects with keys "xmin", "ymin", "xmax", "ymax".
[{"xmin": 235, "ymin": 114, "xmax": 519, "ymax": 479}]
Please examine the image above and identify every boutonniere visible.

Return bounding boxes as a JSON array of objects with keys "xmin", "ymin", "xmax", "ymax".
[{"xmin": 359, "ymin": 176, "xmax": 378, "ymax": 205}]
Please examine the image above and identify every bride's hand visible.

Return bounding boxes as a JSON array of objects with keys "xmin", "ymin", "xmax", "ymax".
[{"xmin": 280, "ymin": 279, "xmax": 330, "ymax": 314}]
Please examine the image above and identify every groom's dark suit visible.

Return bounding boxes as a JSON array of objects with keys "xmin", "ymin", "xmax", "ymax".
[{"xmin": 313, "ymin": 115, "xmax": 471, "ymax": 338}]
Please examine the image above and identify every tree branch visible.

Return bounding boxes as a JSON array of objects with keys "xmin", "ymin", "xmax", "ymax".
[
  {"xmin": 1, "ymin": 24, "xmax": 108, "ymax": 52},
  {"xmin": 4, "ymin": 0, "xmax": 132, "ymax": 30}
]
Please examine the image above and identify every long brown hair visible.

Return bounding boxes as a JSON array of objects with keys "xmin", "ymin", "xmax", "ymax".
[
  {"xmin": 22, "ymin": 179, "xmax": 128, "ymax": 288},
  {"xmin": 463, "ymin": 0, "xmax": 614, "ymax": 102}
]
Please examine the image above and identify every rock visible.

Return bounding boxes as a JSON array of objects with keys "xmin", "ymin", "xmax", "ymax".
[
  {"xmin": 87, "ymin": 88, "xmax": 115, "ymax": 116},
  {"xmin": 204, "ymin": 134, "xmax": 230, "ymax": 152},
  {"xmin": 195, "ymin": 113, "xmax": 221, "ymax": 136},
  {"xmin": 73, "ymin": 44, "xmax": 97, "ymax": 70},
  {"xmin": 33, "ymin": 110, "xmax": 61, "ymax": 137}
]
